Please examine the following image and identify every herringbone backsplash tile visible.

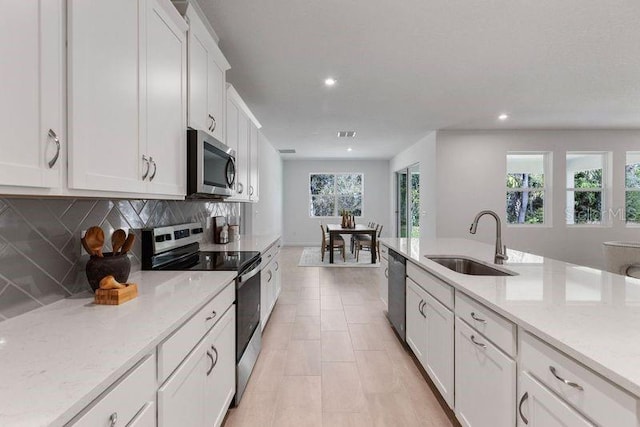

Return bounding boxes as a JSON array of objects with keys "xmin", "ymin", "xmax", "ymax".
[{"xmin": 0, "ymin": 198, "xmax": 239, "ymax": 321}]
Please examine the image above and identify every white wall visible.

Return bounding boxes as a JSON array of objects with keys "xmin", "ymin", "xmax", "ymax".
[
  {"xmin": 283, "ymin": 159, "xmax": 390, "ymax": 246},
  {"xmin": 389, "ymin": 132, "xmax": 438, "ymax": 239},
  {"xmin": 436, "ymin": 130, "xmax": 640, "ymax": 269},
  {"xmin": 245, "ymin": 133, "xmax": 283, "ymax": 236}
]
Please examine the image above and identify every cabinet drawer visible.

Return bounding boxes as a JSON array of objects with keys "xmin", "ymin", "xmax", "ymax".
[
  {"xmin": 380, "ymin": 244, "xmax": 389, "ymax": 261},
  {"xmin": 407, "ymin": 261, "xmax": 454, "ymax": 309},
  {"xmin": 69, "ymin": 355, "xmax": 156, "ymax": 427},
  {"xmin": 521, "ymin": 331, "xmax": 639, "ymax": 427},
  {"xmin": 455, "ymin": 291, "xmax": 516, "ymax": 357},
  {"xmin": 158, "ymin": 283, "xmax": 235, "ymax": 383},
  {"xmin": 261, "ymin": 240, "xmax": 280, "ymax": 269}
]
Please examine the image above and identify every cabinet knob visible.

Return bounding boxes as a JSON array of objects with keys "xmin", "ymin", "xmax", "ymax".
[
  {"xmin": 418, "ymin": 300, "xmax": 426, "ymax": 318},
  {"xmin": 109, "ymin": 412, "xmax": 118, "ymax": 426},
  {"xmin": 206, "ymin": 350, "xmax": 215, "ymax": 376},
  {"xmin": 518, "ymin": 392, "xmax": 529, "ymax": 424},
  {"xmin": 267, "ymin": 270, "xmax": 273, "ymax": 282},
  {"xmin": 249, "ymin": 185, "xmax": 254, "ymax": 196},
  {"xmin": 47, "ymin": 129, "xmax": 61, "ymax": 168},
  {"xmin": 237, "ymin": 183, "xmax": 244, "ymax": 194},
  {"xmin": 470, "ymin": 312, "xmax": 486, "ymax": 323},
  {"xmin": 470, "ymin": 335, "xmax": 487, "ymax": 349},
  {"xmin": 206, "ymin": 310, "xmax": 217, "ymax": 321}
]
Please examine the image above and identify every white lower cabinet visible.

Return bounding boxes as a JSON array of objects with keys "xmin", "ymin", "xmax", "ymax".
[
  {"xmin": 454, "ymin": 318, "xmax": 516, "ymax": 427},
  {"xmin": 158, "ymin": 306, "xmax": 235, "ymax": 427},
  {"xmin": 405, "ymin": 277, "xmax": 454, "ymax": 407},
  {"xmin": 518, "ymin": 372, "xmax": 593, "ymax": 427},
  {"xmin": 379, "ymin": 254, "xmax": 389, "ymax": 308},
  {"xmin": 260, "ymin": 246, "xmax": 282, "ymax": 330},
  {"xmin": 70, "ymin": 355, "xmax": 156, "ymax": 426}
]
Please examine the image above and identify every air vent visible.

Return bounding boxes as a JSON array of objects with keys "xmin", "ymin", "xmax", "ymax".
[
  {"xmin": 337, "ymin": 131, "xmax": 356, "ymax": 138},
  {"xmin": 279, "ymin": 149, "xmax": 296, "ymax": 154}
]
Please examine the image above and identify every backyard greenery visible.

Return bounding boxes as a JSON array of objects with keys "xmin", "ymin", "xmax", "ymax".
[
  {"xmin": 627, "ymin": 162, "xmax": 640, "ymax": 223},
  {"xmin": 506, "ymin": 173, "xmax": 544, "ymax": 224},
  {"xmin": 310, "ymin": 173, "xmax": 363, "ymax": 217}
]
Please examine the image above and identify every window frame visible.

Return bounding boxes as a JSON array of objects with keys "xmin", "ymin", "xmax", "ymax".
[
  {"xmin": 308, "ymin": 172, "xmax": 365, "ymax": 218},
  {"xmin": 565, "ymin": 151, "xmax": 611, "ymax": 227},
  {"xmin": 505, "ymin": 151, "xmax": 552, "ymax": 227},
  {"xmin": 625, "ymin": 151, "xmax": 640, "ymax": 226}
]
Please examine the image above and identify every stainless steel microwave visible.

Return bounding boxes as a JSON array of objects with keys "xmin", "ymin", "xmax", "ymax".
[{"xmin": 187, "ymin": 128, "xmax": 236, "ymax": 198}]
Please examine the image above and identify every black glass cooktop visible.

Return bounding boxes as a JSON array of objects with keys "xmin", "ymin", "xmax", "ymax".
[{"xmin": 157, "ymin": 250, "xmax": 260, "ymax": 272}]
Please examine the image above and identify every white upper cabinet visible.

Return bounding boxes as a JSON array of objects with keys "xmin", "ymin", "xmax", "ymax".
[
  {"xmin": 183, "ymin": 3, "xmax": 230, "ymax": 142},
  {"xmin": 68, "ymin": 0, "xmax": 145, "ymax": 194},
  {"xmin": 68, "ymin": 0, "xmax": 187, "ymax": 198},
  {"xmin": 143, "ymin": 0, "xmax": 188, "ymax": 196},
  {"xmin": 227, "ymin": 84, "xmax": 261, "ymax": 202},
  {"xmin": 0, "ymin": 0, "xmax": 64, "ymax": 190}
]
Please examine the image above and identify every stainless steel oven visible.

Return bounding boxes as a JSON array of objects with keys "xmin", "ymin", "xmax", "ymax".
[{"xmin": 187, "ymin": 128, "xmax": 236, "ymax": 198}]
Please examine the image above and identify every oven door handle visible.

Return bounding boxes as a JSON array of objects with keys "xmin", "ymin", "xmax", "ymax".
[{"xmin": 238, "ymin": 260, "xmax": 262, "ymax": 285}]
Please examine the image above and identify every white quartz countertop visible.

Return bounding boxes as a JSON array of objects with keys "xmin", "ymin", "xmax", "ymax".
[
  {"xmin": 380, "ymin": 237, "xmax": 640, "ymax": 398},
  {"xmin": 200, "ymin": 234, "xmax": 280, "ymax": 253},
  {"xmin": 0, "ymin": 269, "xmax": 236, "ymax": 427}
]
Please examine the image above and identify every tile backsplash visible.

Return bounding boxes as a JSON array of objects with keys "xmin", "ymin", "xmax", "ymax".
[{"xmin": 0, "ymin": 198, "xmax": 239, "ymax": 321}]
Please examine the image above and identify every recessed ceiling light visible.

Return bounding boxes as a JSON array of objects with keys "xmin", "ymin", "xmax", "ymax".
[
  {"xmin": 324, "ymin": 77, "xmax": 336, "ymax": 87},
  {"xmin": 498, "ymin": 113, "xmax": 509, "ymax": 121},
  {"xmin": 347, "ymin": 147, "xmax": 353, "ymax": 152},
  {"xmin": 337, "ymin": 131, "xmax": 356, "ymax": 138}
]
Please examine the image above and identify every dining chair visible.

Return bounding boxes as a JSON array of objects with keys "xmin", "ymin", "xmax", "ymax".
[
  {"xmin": 320, "ymin": 223, "xmax": 345, "ymax": 262},
  {"xmin": 351, "ymin": 222, "xmax": 374, "ymax": 254},
  {"xmin": 354, "ymin": 224, "xmax": 383, "ymax": 262}
]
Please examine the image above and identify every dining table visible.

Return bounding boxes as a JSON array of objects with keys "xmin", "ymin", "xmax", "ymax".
[{"xmin": 326, "ymin": 224, "xmax": 377, "ymax": 264}]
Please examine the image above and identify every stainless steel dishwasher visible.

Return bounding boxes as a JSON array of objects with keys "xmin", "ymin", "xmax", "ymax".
[{"xmin": 387, "ymin": 249, "xmax": 406, "ymax": 341}]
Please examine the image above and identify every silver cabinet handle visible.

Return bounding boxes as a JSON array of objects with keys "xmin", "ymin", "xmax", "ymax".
[
  {"xmin": 275, "ymin": 261, "xmax": 279, "ymax": 271},
  {"xmin": 141, "ymin": 155, "xmax": 150, "ymax": 180},
  {"xmin": 211, "ymin": 345, "xmax": 218, "ymax": 368},
  {"xmin": 205, "ymin": 310, "xmax": 217, "ymax": 321},
  {"xmin": 237, "ymin": 182, "xmax": 244, "ymax": 194},
  {"xmin": 149, "ymin": 157, "xmax": 157, "ymax": 181},
  {"xmin": 206, "ymin": 350, "xmax": 214, "ymax": 376},
  {"xmin": 211, "ymin": 116, "xmax": 216, "ymax": 132},
  {"xmin": 470, "ymin": 312, "xmax": 486, "ymax": 323},
  {"xmin": 109, "ymin": 412, "xmax": 118, "ymax": 426},
  {"xmin": 384, "ymin": 268, "xmax": 388, "ymax": 278},
  {"xmin": 267, "ymin": 270, "xmax": 273, "ymax": 282},
  {"xmin": 518, "ymin": 392, "xmax": 529, "ymax": 424},
  {"xmin": 47, "ymin": 129, "xmax": 60, "ymax": 168},
  {"xmin": 208, "ymin": 114, "xmax": 214, "ymax": 131},
  {"xmin": 418, "ymin": 300, "xmax": 426, "ymax": 318},
  {"xmin": 470, "ymin": 335, "xmax": 486, "ymax": 348},
  {"xmin": 549, "ymin": 366, "xmax": 584, "ymax": 390},
  {"xmin": 249, "ymin": 185, "xmax": 254, "ymax": 196}
]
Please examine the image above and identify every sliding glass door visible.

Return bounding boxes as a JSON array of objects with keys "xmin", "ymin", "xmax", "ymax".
[{"xmin": 396, "ymin": 164, "xmax": 420, "ymax": 237}]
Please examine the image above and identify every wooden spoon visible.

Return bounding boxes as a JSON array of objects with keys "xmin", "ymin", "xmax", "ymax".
[
  {"xmin": 111, "ymin": 229, "xmax": 127, "ymax": 255},
  {"xmin": 84, "ymin": 226, "xmax": 105, "ymax": 257},
  {"xmin": 80, "ymin": 236, "xmax": 94, "ymax": 256},
  {"xmin": 120, "ymin": 232, "xmax": 135, "ymax": 255}
]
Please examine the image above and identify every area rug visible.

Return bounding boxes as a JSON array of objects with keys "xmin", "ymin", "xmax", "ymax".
[{"xmin": 298, "ymin": 246, "xmax": 380, "ymax": 268}]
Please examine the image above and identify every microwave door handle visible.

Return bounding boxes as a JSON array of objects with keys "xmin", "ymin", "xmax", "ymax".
[{"xmin": 226, "ymin": 157, "xmax": 236, "ymax": 187}]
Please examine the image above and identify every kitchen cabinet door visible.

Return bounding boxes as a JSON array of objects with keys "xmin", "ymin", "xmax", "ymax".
[
  {"xmin": 455, "ymin": 318, "xmax": 516, "ymax": 427},
  {"xmin": 249, "ymin": 125, "xmax": 260, "ymax": 201},
  {"xmin": 236, "ymin": 110, "xmax": 250, "ymax": 199},
  {"xmin": 127, "ymin": 402, "xmax": 156, "ymax": 427},
  {"xmin": 423, "ymin": 292, "xmax": 454, "ymax": 408},
  {"xmin": 0, "ymin": 0, "xmax": 63, "ymax": 189},
  {"xmin": 143, "ymin": 0, "xmax": 187, "ymax": 196},
  {"xmin": 185, "ymin": 6, "xmax": 229, "ymax": 142},
  {"xmin": 68, "ymin": 0, "xmax": 146, "ymax": 194},
  {"xmin": 158, "ymin": 334, "xmax": 209, "ymax": 427},
  {"xmin": 518, "ymin": 372, "xmax": 593, "ymax": 427},
  {"xmin": 205, "ymin": 307, "xmax": 236, "ymax": 427},
  {"xmin": 406, "ymin": 278, "xmax": 428, "ymax": 365},
  {"xmin": 379, "ymin": 257, "xmax": 389, "ymax": 308}
]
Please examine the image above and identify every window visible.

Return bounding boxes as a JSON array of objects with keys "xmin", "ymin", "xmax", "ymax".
[
  {"xmin": 506, "ymin": 153, "xmax": 547, "ymax": 225},
  {"xmin": 309, "ymin": 173, "xmax": 363, "ymax": 217},
  {"xmin": 566, "ymin": 152, "xmax": 607, "ymax": 225},
  {"xmin": 626, "ymin": 152, "xmax": 640, "ymax": 224}
]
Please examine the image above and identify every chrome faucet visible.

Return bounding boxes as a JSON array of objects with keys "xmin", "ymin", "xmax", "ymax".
[{"xmin": 469, "ymin": 210, "xmax": 509, "ymax": 265}]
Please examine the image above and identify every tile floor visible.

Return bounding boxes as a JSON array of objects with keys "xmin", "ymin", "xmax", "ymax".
[{"xmin": 224, "ymin": 247, "xmax": 454, "ymax": 427}]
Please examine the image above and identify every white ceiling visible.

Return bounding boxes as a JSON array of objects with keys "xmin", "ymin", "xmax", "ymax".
[{"xmin": 198, "ymin": 0, "xmax": 640, "ymax": 159}]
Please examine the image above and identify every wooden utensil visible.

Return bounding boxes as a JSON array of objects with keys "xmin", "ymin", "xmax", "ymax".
[
  {"xmin": 120, "ymin": 232, "xmax": 135, "ymax": 255},
  {"xmin": 111, "ymin": 229, "xmax": 127, "ymax": 255},
  {"xmin": 84, "ymin": 226, "xmax": 105, "ymax": 257},
  {"xmin": 80, "ymin": 236, "xmax": 94, "ymax": 256}
]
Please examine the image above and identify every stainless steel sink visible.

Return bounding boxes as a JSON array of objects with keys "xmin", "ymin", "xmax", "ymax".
[{"xmin": 426, "ymin": 256, "xmax": 516, "ymax": 276}]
